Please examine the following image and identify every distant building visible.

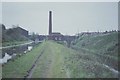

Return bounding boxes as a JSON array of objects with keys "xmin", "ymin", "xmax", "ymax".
[
  {"xmin": 47, "ymin": 11, "xmax": 76, "ymax": 42},
  {"xmin": 49, "ymin": 32, "xmax": 64, "ymax": 41},
  {"xmin": 36, "ymin": 11, "xmax": 76, "ymax": 47},
  {"xmin": 1, "ymin": 24, "xmax": 29, "ymax": 42},
  {"xmin": 13, "ymin": 26, "xmax": 28, "ymax": 37},
  {"xmin": 38, "ymin": 35, "xmax": 46, "ymax": 41},
  {"xmin": 48, "ymin": 11, "xmax": 64, "ymax": 41}
]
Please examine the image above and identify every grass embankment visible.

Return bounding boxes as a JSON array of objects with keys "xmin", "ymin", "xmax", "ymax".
[
  {"xmin": 70, "ymin": 32, "xmax": 119, "ymax": 77},
  {"xmin": 72, "ymin": 32, "xmax": 119, "ymax": 71},
  {"xmin": 2, "ymin": 42, "xmax": 44, "ymax": 78},
  {"xmin": 32, "ymin": 41, "xmax": 116, "ymax": 78},
  {"xmin": 2, "ymin": 40, "xmax": 118, "ymax": 78}
]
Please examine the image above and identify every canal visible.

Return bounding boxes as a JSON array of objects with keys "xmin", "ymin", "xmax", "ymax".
[{"xmin": 0, "ymin": 41, "xmax": 41, "ymax": 64}]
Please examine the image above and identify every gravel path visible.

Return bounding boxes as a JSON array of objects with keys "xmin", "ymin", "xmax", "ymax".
[{"xmin": 24, "ymin": 49, "xmax": 44, "ymax": 79}]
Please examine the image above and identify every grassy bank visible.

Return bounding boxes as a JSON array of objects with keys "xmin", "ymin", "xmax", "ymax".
[
  {"xmin": 72, "ymin": 32, "xmax": 119, "ymax": 70},
  {"xmin": 2, "ymin": 40, "xmax": 118, "ymax": 78},
  {"xmin": 32, "ymin": 41, "xmax": 116, "ymax": 78},
  {"xmin": 2, "ymin": 42, "xmax": 44, "ymax": 78}
]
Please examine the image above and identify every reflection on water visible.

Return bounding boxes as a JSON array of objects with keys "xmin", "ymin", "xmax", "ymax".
[{"xmin": 0, "ymin": 42, "xmax": 36, "ymax": 64}]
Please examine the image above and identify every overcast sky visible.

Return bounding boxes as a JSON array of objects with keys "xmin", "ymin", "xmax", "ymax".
[{"xmin": 2, "ymin": 2, "xmax": 118, "ymax": 35}]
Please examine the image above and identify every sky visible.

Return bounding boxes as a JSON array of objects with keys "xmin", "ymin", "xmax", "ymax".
[
  {"xmin": 1, "ymin": 2, "xmax": 118, "ymax": 35},
  {"xmin": 1, "ymin": 0, "xmax": 119, "ymax": 2}
]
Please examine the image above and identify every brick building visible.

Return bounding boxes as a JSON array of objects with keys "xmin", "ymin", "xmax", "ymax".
[{"xmin": 13, "ymin": 26, "xmax": 28, "ymax": 37}]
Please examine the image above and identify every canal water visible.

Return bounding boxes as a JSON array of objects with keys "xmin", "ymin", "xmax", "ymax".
[{"xmin": 0, "ymin": 42, "xmax": 39, "ymax": 64}]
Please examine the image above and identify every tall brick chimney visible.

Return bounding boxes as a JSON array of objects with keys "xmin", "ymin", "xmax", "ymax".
[{"xmin": 49, "ymin": 11, "xmax": 52, "ymax": 35}]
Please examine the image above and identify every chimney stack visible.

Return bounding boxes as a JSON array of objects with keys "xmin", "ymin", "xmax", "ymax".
[{"xmin": 49, "ymin": 11, "xmax": 52, "ymax": 35}]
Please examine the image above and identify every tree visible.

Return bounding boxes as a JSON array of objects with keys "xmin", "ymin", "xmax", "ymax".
[{"xmin": 29, "ymin": 32, "xmax": 39, "ymax": 41}]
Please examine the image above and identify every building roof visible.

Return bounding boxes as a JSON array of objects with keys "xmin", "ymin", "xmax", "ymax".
[{"xmin": 51, "ymin": 32, "xmax": 63, "ymax": 36}]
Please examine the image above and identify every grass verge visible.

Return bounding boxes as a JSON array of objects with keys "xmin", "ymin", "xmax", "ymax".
[{"xmin": 2, "ymin": 42, "xmax": 44, "ymax": 78}]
